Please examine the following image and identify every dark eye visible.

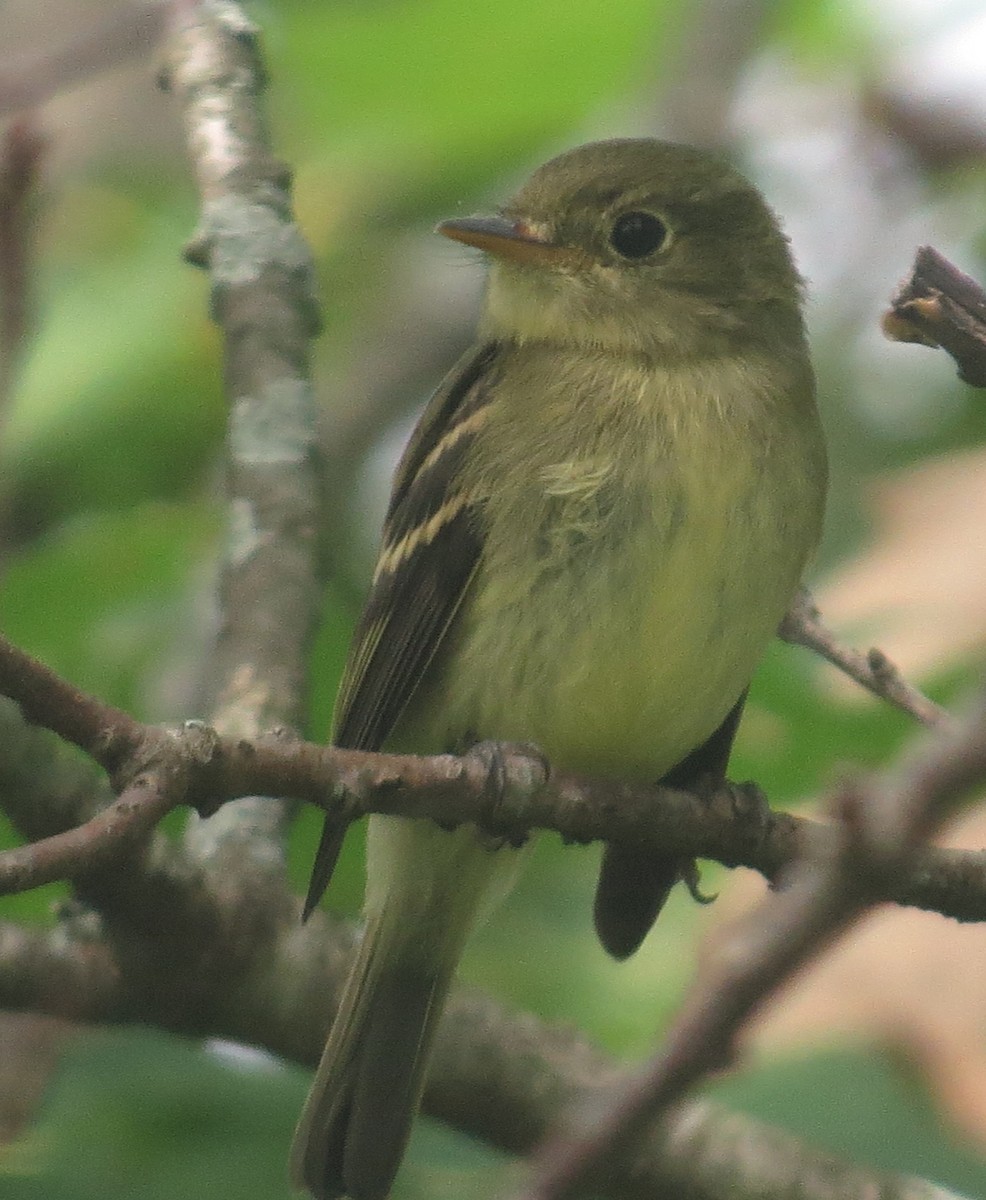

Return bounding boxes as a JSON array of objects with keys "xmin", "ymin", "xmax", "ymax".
[{"xmin": 609, "ymin": 211, "xmax": 667, "ymax": 259}]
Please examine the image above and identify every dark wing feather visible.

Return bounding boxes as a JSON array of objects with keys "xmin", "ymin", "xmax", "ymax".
[
  {"xmin": 385, "ymin": 342, "xmax": 498, "ymax": 525},
  {"xmin": 334, "ymin": 341, "xmax": 498, "ymax": 749},
  {"xmin": 303, "ymin": 342, "xmax": 500, "ymax": 916},
  {"xmin": 333, "ymin": 506, "xmax": 478, "ymax": 751}
]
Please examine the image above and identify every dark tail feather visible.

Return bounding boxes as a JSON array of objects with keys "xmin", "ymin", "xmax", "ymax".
[
  {"xmin": 290, "ymin": 913, "xmax": 375, "ymax": 1199},
  {"xmin": 343, "ymin": 962, "xmax": 451, "ymax": 1199},
  {"xmin": 593, "ymin": 693, "xmax": 748, "ymax": 959},
  {"xmin": 289, "ymin": 913, "xmax": 451, "ymax": 1200},
  {"xmin": 291, "ymin": 819, "xmax": 499, "ymax": 1199},
  {"xmin": 593, "ymin": 847, "xmax": 685, "ymax": 959},
  {"xmin": 302, "ymin": 817, "xmax": 347, "ymax": 921}
]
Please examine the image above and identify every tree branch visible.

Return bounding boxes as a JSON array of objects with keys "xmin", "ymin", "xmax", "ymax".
[
  {"xmin": 0, "ymin": 911, "xmax": 971, "ymax": 1200},
  {"xmin": 882, "ymin": 246, "xmax": 986, "ymax": 388},
  {"xmin": 1, "ymin": 633, "xmax": 984, "ymax": 924},
  {"xmin": 0, "ymin": 769, "xmax": 176, "ymax": 893},
  {"xmin": 0, "ymin": 634, "xmax": 143, "ymax": 766},
  {"xmin": 161, "ymin": 0, "xmax": 323, "ymax": 865},
  {"xmin": 0, "ymin": 920, "xmax": 124, "ymax": 1021},
  {"xmin": 656, "ymin": 0, "xmax": 771, "ymax": 149}
]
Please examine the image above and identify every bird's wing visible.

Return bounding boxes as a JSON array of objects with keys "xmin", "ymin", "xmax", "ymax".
[
  {"xmin": 334, "ymin": 341, "xmax": 498, "ymax": 750},
  {"xmin": 303, "ymin": 342, "xmax": 500, "ymax": 915}
]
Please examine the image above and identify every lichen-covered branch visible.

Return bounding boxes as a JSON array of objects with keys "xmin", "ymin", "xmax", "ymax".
[{"xmin": 162, "ymin": 0, "xmax": 323, "ymax": 863}]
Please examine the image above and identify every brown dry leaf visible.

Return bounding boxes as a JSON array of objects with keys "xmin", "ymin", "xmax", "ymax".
[
  {"xmin": 819, "ymin": 447, "xmax": 986, "ymax": 681},
  {"xmin": 706, "ymin": 804, "xmax": 986, "ymax": 1146}
]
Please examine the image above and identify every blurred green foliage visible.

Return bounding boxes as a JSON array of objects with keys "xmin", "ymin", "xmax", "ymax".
[
  {"xmin": 711, "ymin": 1049, "xmax": 986, "ymax": 1198},
  {"xmin": 2, "ymin": 0, "xmax": 986, "ymax": 1196}
]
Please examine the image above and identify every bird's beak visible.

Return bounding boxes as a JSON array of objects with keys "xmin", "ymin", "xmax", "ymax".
[{"xmin": 437, "ymin": 215, "xmax": 573, "ymax": 267}]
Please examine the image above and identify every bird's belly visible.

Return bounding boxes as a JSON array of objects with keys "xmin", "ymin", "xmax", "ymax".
[{"xmin": 399, "ymin": 477, "xmax": 803, "ymax": 782}]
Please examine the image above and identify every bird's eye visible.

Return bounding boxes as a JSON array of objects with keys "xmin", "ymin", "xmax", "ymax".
[{"xmin": 609, "ymin": 211, "xmax": 668, "ymax": 259}]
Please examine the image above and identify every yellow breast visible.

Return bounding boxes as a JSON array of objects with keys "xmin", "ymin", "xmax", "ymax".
[{"xmin": 396, "ymin": 343, "xmax": 826, "ymax": 781}]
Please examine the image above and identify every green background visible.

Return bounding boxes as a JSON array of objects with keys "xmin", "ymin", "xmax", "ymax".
[{"xmin": 2, "ymin": 0, "xmax": 986, "ymax": 1196}]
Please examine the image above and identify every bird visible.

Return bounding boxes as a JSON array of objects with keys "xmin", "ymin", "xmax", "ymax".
[{"xmin": 290, "ymin": 137, "xmax": 828, "ymax": 1200}]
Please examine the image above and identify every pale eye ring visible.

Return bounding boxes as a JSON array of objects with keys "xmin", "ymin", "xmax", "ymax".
[{"xmin": 609, "ymin": 211, "xmax": 668, "ymax": 259}]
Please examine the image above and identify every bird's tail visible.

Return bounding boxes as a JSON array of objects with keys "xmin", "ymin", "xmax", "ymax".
[{"xmin": 290, "ymin": 817, "xmax": 511, "ymax": 1200}]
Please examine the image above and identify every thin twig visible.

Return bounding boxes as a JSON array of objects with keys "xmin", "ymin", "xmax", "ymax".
[
  {"xmin": 779, "ymin": 588, "xmax": 948, "ymax": 728},
  {"xmin": 0, "ymin": 637, "xmax": 186, "ymax": 888},
  {"xmin": 0, "ymin": 769, "xmax": 177, "ymax": 892},
  {"xmin": 0, "ymin": 635, "xmax": 141, "ymax": 765}
]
